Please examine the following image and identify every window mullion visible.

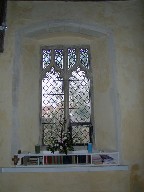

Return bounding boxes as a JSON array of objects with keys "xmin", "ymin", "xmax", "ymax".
[{"xmin": 64, "ymin": 47, "xmax": 69, "ymax": 131}]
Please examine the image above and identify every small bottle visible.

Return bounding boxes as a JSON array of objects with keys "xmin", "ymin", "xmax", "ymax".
[
  {"xmin": 18, "ymin": 149, "xmax": 21, "ymax": 154},
  {"xmin": 88, "ymin": 143, "xmax": 92, "ymax": 153}
]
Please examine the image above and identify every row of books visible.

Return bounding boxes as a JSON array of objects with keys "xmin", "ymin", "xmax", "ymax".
[
  {"xmin": 20, "ymin": 155, "xmax": 92, "ymax": 165},
  {"xmin": 44, "ymin": 155, "xmax": 91, "ymax": 165},
  {"xmin": 19, "ymin": 154, "xmax": 116, "ymax": 166}
]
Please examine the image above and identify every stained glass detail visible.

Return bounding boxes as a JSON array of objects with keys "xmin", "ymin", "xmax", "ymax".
[
  {"xmin": 69, "ymin": 67, "xmax": 91, "ymax": 123},
  {"xmin": 42, "ymin": 49, "xmax": 51, "ymax": 68},
  {"xmin": 68, "ymin": 48, "xmax": 76, "ymax": 69},
  {"xmin": 55, "ymin": 49, "xmax": 64, "ymax": 69},
  {"xmin": 80, "ymin": 48, "xmax": 89, "ymax": 68},
  {"xmin": 42, "ymin": 67, "xmax": 64, "ymax": 145}
]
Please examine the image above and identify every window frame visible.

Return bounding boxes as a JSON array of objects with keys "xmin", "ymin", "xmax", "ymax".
[{"xmin": 40, "ymin": 45, "xmax": 95, "ymax": 147}]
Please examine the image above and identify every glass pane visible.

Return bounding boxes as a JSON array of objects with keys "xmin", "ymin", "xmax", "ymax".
[
  {"xmin": 69, "ymin": 67, "xmax": 91, "ymax": 123},
  {"xmin": 80, "ymin": 48, "xmax": 89, "ymax": 68},
  {"xmin": 41, "ymin": 46, "xmax": 92, "ymax": 146},
  {"xmin": 72, "ymin": 125, "xmax": 90, "ymax": 144},
  {"xmin": 42, "ymin": 67, "xmax": 64, "ymax": 145},
  {"xmin": 68, "ymin": 48, "xmax": 76, "ymax": 69},
  {"xmin": 42, "ymin": 49, "xmax": 51, "ymax": 68},
  {"xmin": 43, "ymin": 124, "xmax": 63, "ymax": 145},
  {"xmin": 55, "ymin": 49, "xmax": 64, "ymax": 69}
]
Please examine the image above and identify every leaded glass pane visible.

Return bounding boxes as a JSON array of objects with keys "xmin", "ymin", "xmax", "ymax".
[
  {"xmin": 55, "ymin": 49, "xmax": 64, "ymax": 69},
  {"xmin": 41, "ymin": 46, "xmax": 92, "ymax": 146},
  {"xmin": 43, "ymin": 123, "xmax": 63, "ymax": 145},
  {"xmin": 72, "ymin": 125, "xmax": 90, "ymax": 144},
  {"xmin": 68, "ymin": 48, "xmax": 76, "ymax": 69},
  {"xmin": 42, "ymin": 67, "xmax": 64, "ymax": 145},
  {"xmin": 80, "ymin": 48, "xmax": 89, "ymax": 68},
  {"xmin": 42, "ymin": 49, "xmax": 51, "ymax": 68},
  {"xmin": 69, "ymin": 67, "xmax": 91, "ymax": 123}
]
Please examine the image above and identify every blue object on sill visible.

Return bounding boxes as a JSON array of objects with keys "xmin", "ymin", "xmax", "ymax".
[{"xmin": 88, "ymin": 143, "xmax": 92, "ymax": 153}]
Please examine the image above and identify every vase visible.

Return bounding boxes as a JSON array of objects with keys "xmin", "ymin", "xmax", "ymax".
[{"xmin": 35, "ymin": 145, "xmax": 40, "ymax": 154}]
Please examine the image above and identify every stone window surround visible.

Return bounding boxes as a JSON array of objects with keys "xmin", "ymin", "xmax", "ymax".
[{"xmin": 12, "ymin": 20, "xmax": 121, "ymax": 163}]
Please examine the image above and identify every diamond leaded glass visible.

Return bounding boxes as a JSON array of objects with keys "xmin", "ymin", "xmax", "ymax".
[
  {"xmin": 41, "ymin": 46, "xmax": 92, "ymax": 146},
  {"xmin": 68, "ymin": 48, "xmax": 76, "ymax": 69},
  {"xmin": 72, "ymin": 125, "xmax": 90, "ymax": 144},
  {"xmin": 55, "ymin": 49, "xmax": 64, "ymax": 69},
  {"xmin": 80, "ymin": 48, "xmax": 89, "ymax": 68},
  {"xmin": 69, "ymin": 67, "xmax": 90, "ymax": 123},
  {"xmin": 42, "ymin": 49, "xmax": 51, "ymax": 69},
  {"xmin": 42, "ymin": 67, "xmax": 64, "ymax": 145}
]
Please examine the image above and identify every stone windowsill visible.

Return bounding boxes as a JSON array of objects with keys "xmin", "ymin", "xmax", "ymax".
[{"xmin": 0, "ymin": 165, "xmax": 128, "ymax": 173}]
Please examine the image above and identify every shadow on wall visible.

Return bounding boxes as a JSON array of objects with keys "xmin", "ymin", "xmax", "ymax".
[{"xmin": 130, "ymin": 164, "xmax": 144, "ymax": 192}]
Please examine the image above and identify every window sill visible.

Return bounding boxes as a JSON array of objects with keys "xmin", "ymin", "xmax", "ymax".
[{"xmin": 0, "ymin": 165, "xmax": 128, "ymax": 173}]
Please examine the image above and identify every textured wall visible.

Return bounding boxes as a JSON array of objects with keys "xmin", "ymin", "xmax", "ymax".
[
  {"xmin": 0, "ymin": 0, "xmax": 144, "ymax": 191},
  {"xmin": 0, "ymin": 172, "xmax": 129, "ymax": 192}
]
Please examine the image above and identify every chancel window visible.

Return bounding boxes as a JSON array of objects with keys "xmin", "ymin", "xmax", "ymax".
[{"xmin": 41, "ymin": 46, "xmax": 93, "ymax": 146}]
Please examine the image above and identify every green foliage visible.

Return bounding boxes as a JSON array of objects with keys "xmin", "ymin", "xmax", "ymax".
[
  {"xmin": 46, "ymin": 119, "xmax": 74, "ymax": 155},
  {"xmin": 47, "ymin": 131, "xmax": 74, "ymax": 155}
]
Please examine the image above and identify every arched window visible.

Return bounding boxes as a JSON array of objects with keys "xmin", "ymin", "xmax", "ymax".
[{"xmin": 40, "ymin": 45, "xmax": 93, "ymax": 147}]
